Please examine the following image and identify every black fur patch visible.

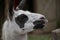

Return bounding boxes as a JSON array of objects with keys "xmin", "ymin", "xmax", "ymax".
[
  {"xmin": 33, "ymin": 20, "xmax": 45, "ymax": 29},
  {"xmin": 15, "ymin": 14, "xmax": 28, "ymax": 28}
]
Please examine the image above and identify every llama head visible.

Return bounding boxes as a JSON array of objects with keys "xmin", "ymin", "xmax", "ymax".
[
  {"xmin": 8, "ymin": 0, "xmax": 48, "ymax": 34},
  {"xmin": 10, "ymin": 10, "xmax": 48, "ymax": 34}
]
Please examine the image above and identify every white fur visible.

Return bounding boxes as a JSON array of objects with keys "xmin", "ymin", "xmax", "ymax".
[{"xmin": 2, "ymin": 10, "xmax": 48, "ymax": 40}]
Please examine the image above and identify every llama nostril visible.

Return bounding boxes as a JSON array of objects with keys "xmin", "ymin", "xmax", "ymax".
[{"xmin": 40, "ymin": 17, "xmax": 45, "ymax": 19}]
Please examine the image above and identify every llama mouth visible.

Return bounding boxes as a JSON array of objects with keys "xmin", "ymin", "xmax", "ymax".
[{"xmin": 33, "ymin": 24, "xmax": 45, "ymax": 29}]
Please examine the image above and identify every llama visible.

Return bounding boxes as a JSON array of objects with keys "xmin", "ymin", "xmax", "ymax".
[{"xmin": 2, "ymin": 0, "xmax": 48, "ymax": 40}]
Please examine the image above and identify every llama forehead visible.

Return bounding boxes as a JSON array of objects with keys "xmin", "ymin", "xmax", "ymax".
[
  {"xmin": 13, "ymin": 10, "xmax": 24, "ymax": 17},
  {"xmin": 25, "ymin": 13, "xmax": 45, "ymax": 21},
  {"xmin": 14, "ymin": 10, "xmax": 45, "ymax": 20}
]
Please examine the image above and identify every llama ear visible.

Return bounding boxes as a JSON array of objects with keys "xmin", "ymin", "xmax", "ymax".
[
  {"xmin": 8, "ymin": 0, "xmax": 14, "ymax": 21},
  {"xmin": 15, "ymin": 14, "xmax": 28, "ymax": 28},
  {"xmin": 16, "ymin": 0, "xmax": 27, "ymax": 10},
  {"xmin": 8, "ymin": 0, "xmax": 27, "ymax": 21}
]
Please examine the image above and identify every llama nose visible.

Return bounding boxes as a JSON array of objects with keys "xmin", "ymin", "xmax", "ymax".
[{"xmin": 40, "ymin": 17, "xmax": 48, "ymax": 23}]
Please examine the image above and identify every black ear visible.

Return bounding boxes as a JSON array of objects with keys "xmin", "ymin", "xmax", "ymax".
[
  {"xmin": 15, "ymin": 14, "xmax": 28, "ymax": 28},
  {"xmin": 8, "ymin": 0, "xmax": 27, "ymax": 20},
  {"xmin": 8, "ymin": 0, "xmax": 14, "ymax": 21},
  {"xmin": 16, "ymin": 0, "xmax": 27, "ymax": 10}
]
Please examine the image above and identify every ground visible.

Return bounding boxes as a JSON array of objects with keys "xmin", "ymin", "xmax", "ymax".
[{"xmin": 28, "ymin": 34, "xmax": 52, "ymax": 40}]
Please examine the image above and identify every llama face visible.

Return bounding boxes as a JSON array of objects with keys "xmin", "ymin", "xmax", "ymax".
[{"xmin": 12, "ymin": 10, "xmax": 48, "ymax": 34}]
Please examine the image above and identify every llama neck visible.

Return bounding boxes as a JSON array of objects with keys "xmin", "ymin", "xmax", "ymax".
[
  {"xmin": 4, "ymin": 34, "xmax": 27, "ymax": 40},
  {"xmin": 2, "ymin": 20, "xmax": 28, "ymax": 40},
  {"xmin": 12, "ymin": 34, "xmax": 28, "ymax": 40}
]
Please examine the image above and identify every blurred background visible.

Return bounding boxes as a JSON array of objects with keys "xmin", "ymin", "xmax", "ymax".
[{"xmin": 0, "ymin": 0, "xmax": 60, "ymax": 40}]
